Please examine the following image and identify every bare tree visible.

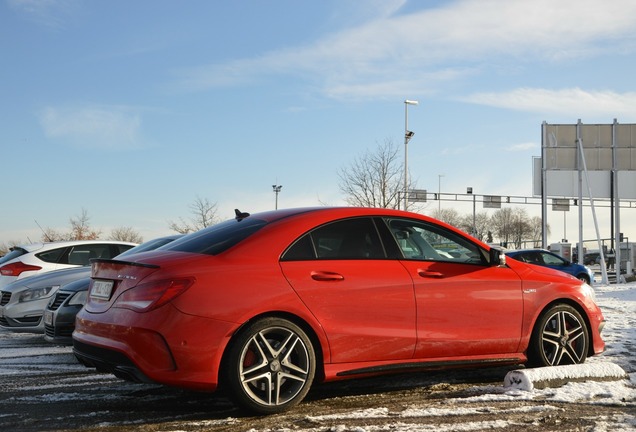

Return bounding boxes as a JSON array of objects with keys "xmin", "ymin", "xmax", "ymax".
[
  {"xmin": 430, "ymin": 208, "xmax": 463, "ymax": 227},
  {"xmin": 490, "ymin": 207, "xmax": 548, "ymax": 248},
  {"xmin": 529, "ymin": 216, "xmax": 548, "ymax": 247},
  {"xmin": 40, "ymin": 227, "xmax": 66, "ymax": 242},
  {"xmin": 338, "ymin": 139, "xmax": 405, "ymax": 209},
  {"xmin": 458, "ymin": 211, "xmax": 491, "ymax": 242},
  {"xmin": 68, "ymin": 208, "xmax": 101, "ymax": 240},
  {"xmin": 509, "ymin": 208, "xmax": 531, "ymax": 249},
  {"xmin": 109, "ymin": 226, "xmax": 143, "ymax": 243},
  {"xmin": 169, "ymin": 196, "xmax": 219, "ymax": 234},
  {"xmin": 490, "ymin": 207, "xmax": 515, "ymax": 247}
]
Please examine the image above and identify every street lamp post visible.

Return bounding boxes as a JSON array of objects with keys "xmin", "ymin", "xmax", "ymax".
[
  {"xmin": 272, "ymin": 184, "xmax": 282, "ymax": 209},
  {"xmin": 403, "ymin": 99, "xmax": 419, "ymax": 210},
  {"xmin": 467, "ymin": 187, "xmax": 476, "ymax": 236}
]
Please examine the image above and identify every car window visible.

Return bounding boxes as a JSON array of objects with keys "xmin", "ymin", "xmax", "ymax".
[
  {"xmin": 385, "ymin": 218, "xmax": 486, "ymax": 265},
  {"xmin": 518, "ymin": 252, "xmax": 542, "ymax": 264},
  {"xmin": 542, "ymin": 252, "xmax": 566, "ymax": 266},
  {"xmin": 66, "ymin": 244, "xmax": 115, "ymax": 265},
  {"xmin": 282, "ymin": 217, "xmax": 385, "ymax": 261},
  {"xmin": 117, "ymin": 237, "xmax": 179, "ymax": 258},
  {"xmin": 114, "ymin": 244, "xmax": 136, "ymax": 255},
  {"xmin": 37, "ymin": 247, "xmax": 68, "ymax": 264},
  {"xmin": 165, "ymin": 218, "xmax": 267, "ymax": 256}
]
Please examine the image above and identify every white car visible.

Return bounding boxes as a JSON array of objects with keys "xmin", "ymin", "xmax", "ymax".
[
  {"xmin": 0, "ymin": 240, "xmax": 137, "ymax": 332},
  {"xmin": 0, "ymin": 240, "xmax": 137, "ymax": 289}
]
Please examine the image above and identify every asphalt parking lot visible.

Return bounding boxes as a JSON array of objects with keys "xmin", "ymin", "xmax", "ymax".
[{"xmin": 1, "ymin": 282, "xmax": 634, "ymax": 431}]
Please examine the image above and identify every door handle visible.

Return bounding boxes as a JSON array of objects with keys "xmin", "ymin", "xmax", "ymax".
[
  {"xmin": 311, "ymin": 271, "xmax": 345, "ymax": 281},
  {"xmin": 418, "ymin": 270, "xmax": 444, "ymax": 278}
]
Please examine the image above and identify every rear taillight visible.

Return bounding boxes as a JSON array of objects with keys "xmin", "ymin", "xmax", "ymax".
[
  {"xmin": 113, "ymin": 278, "xmax": 195, "ymax": 312},
  {"xmin": 0, "ymin": 262, "xmax": 42, "ymax": 277}
]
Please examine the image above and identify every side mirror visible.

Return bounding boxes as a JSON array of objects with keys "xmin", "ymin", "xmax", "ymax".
[{"xmin": 489, "ymin": 247, "xmax": 506, "ymax": 267}]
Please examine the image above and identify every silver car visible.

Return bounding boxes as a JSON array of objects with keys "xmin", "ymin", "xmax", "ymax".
[
  {"xmin": 0, "ymin": 241, "xmax": 137, "ymax": 333},
  {"xmin": 0, "ymin": 266, "xmax": 91, "ymax": 332}
]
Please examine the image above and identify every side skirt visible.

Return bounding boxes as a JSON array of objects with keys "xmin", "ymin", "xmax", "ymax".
[{"xmin": 336, "ymin": 357, "xmax": 523, "ymax": 377}]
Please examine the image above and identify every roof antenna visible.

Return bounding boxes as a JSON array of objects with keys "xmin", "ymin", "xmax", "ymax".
[
  {"xmin": 34, "ymin": 219, "xmax": 53, "ymax": 242},
  {"xmin": 234, "ymin": 209, "xmax": 250, "ymax": 221}
]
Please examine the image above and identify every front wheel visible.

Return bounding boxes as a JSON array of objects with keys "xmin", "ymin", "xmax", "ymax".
[
  {"xmin": 224, "ymin": 317, "xmax": 316, "ymax": 414},
  {"xmin": 527, "ymin": 304, "xmax": 589, "ymax": 367}
]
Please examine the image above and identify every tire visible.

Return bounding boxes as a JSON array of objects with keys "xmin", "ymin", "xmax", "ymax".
[
  {"xmin": 224, "ymin": 317, "xmax": 316, "ymax": 414},
  {"xmin": 527, "ymin": 304, "xmax": 589, "ymax": 367}
]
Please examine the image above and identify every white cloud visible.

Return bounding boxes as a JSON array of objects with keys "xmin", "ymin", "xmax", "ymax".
[
  {"xmin": 463, "ymin": 88, "xmax": 636, "ymax": 119},
  {"xmin": 506, "ymin": 142, "xmax": 539, "ymax": 152},
  {"xmin": 172, "ymin": 0, "xmax": 636, "ymax": 99},
  {"xmin": 39, "ymin": 105, "xmax": 145, "ymax": 150},
  {"xmin": 8, "ymin": 0, "xmax": 79, "ymax": 28}
]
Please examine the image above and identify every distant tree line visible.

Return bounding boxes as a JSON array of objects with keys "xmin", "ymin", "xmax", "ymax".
[
  {"xmin": 429, "ymin": 207, "xmax": 547, "ymax": 248},
  {"xmin": 0, "ymin": 199, "xmax": 220, "ymax": 256},
  {"xmin": 338, "ymin": 139, "xmax": 549, "ymax": 248},
  {"xmin": 0, "ymin": 208, "xmax": 144, "ymax": 256}
]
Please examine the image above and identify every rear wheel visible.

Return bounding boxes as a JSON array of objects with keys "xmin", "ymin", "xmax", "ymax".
[
  {"xmin": 527, "ymin": 304, "xmax": 589, "ymax": 367},
  {"xmin": 224, "ymin": 317, "xmax": 315, "ymax": 414}
]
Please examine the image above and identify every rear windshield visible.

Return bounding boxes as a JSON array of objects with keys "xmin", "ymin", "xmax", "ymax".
[
  {"xmin": 0, "ymin": 248, "xmax": 27, "ymax": 265},
  {"xmin": 163, "ymin": 218, "xmax": 267, "ymax": 256}
]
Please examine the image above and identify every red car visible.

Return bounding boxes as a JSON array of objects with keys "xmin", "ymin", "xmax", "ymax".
[{"xmin": 73, "ymin": 207, "xmax": 605, "ymax": 414}]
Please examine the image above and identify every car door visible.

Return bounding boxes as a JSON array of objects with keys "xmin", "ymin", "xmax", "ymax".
[
  {"xmin": 279, "ymin": 217, "xmax": 417, "ymax": 363},
  {"xmin": 383, "ymin": 217, "xmax": 524, "ymax": 359}
]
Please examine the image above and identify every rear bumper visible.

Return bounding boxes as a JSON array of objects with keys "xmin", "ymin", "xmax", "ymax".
[
  {"xmin": 72, "ymin": 304, "xmax": 238, "ymax": 391},
  {"xmin": 73, "ymin": 339, "xmax": 155, "ymax": 383}
]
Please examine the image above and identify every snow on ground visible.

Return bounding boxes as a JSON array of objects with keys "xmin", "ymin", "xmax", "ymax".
[{"xmin": 204, "ymin": 282, "xmax": 636, "ymax": 431}]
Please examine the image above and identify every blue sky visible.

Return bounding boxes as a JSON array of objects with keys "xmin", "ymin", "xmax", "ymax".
[{"xmin": 2, "ymin": 0, "xmax": 636, "ymax": 247}]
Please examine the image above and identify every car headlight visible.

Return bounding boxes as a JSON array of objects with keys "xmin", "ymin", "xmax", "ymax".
[
  {"xmin": 19, "ymin": 285, "xmax": 59, "ymax": 303},
  {"xmin": 68, "ymin": 290, "xmax": 88, "ymax": 306}
]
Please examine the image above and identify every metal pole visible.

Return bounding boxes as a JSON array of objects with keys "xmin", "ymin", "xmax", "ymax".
[
  {"xmin": 613, "ymin": 119, "xmax": 622, "ymax": 281},
  {"xmin": 541, "ymin": 121, "xmax": 548, "ymax": 249},
  {"xmin": 473, "ymin": 193, "xmax": 476, "ymax": 236},
  {"xmin": 403, "ymin": 100, "xmax": 418, "ymax": 210},
  {"xmin": 272, "ymin": 185, "xmax": 282, "ymax": 210},
  {"xmin": 404, "ymin": 102, "xmax": 408, "ymax": 210},
  {"xmin": 577, "ymin": 120, "xmax": 584, "ymax": 266}
]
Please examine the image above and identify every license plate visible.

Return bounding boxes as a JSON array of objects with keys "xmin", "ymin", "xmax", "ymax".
[
  {"xmin": 91, "ymin": 280, "xmax": 114, "ymax": 300},
  {"xmin": 44, "ymin": 310, "xmax": 54, "ymax": 326}
]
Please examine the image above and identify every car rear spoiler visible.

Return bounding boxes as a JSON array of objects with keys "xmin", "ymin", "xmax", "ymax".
[{"xmin": 89, "ymin": 258, "xmax": 160, "ymax": 269}]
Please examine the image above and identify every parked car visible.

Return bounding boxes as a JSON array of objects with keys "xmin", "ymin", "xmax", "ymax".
[
  {"xmin": 0, "ymin": 241, "xmax": 137, "ymax": 332},
  {"xmin": 73, "ymin": 207, "xmax": 605, "ymax": 414},
  {"xmin": 0, "ymin": 241, "xmax": 137, "ymax": 289},
  {"xmin": 44, "ymin": 235, "xmax": 182, "ymax": 344},
  {"xmin": 505, "ymin": 249, "xmax": 594, "ymax": 284}
]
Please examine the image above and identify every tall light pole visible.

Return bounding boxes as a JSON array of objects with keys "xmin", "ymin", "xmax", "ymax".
[
  {"xmin": 272, "ymin": 184, "xmax": 282, "ymax": 209},
  {"xmin": 467, "ymin": 187, "xmax": 476, "ymax": 236},
  {"xmin": 403, "ymin": 99, "xmax": 419, "ymax": 210}
]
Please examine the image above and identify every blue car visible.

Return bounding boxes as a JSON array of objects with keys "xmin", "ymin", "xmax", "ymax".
[{"xmin": 505, "ymin": 249, "xmax": 594, "ymax": 285}]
